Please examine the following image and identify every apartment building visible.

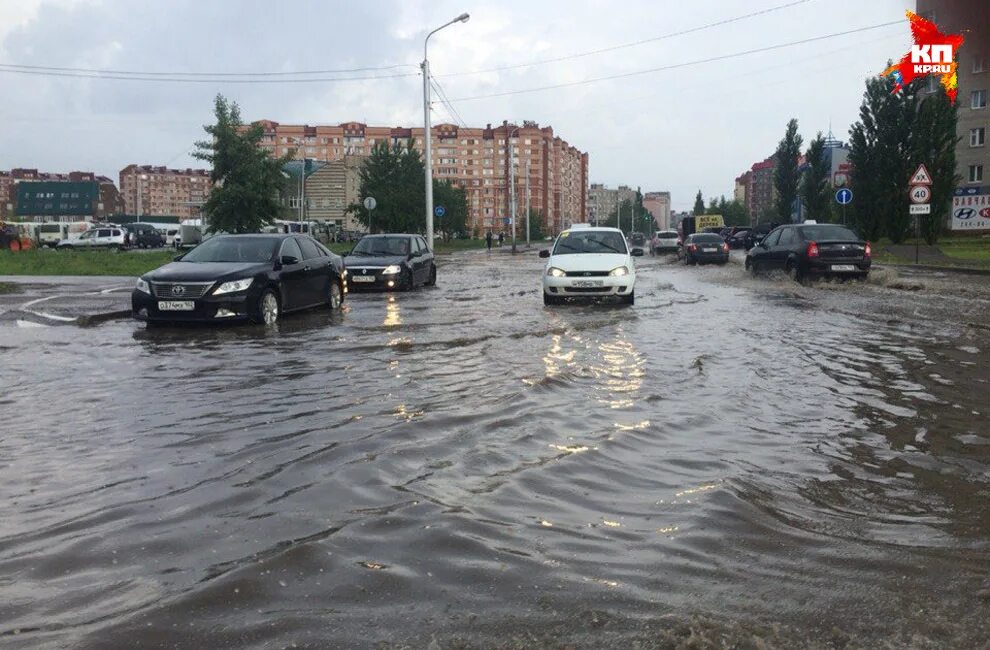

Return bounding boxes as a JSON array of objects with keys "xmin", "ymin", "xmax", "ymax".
[
  {"xmin": 587, "ymin": 183, "xmax": 637, "ymax": 225},
  {"xmin": 119, "ymin": 165, "xmax": 211, "ymax": 219},
  {"xmin": 251, "ymin": 119, "xmax": 588, "ymax": 236},
  {"xmin": 281, "ymin": 157, "xmax": 364, "ymax": 231},
  {"xmin": 1, "ymin": 168, "xmax": 124, "ymax": 221},
  {"xmin": 642, "ymin": 191, "xmax": 672, "ymax": 230},
  {"xmin": 738, "ymin": 157, "xmax": 776, "ymax": 223}
]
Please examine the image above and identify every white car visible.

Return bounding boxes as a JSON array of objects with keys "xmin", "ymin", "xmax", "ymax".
[
  {"xmin": 651, "ymin": 230, "xmax": 680, "ymax": 254},
  {"xmin": 56, "ymin": 227, "xmax": 127, "ymax": 250},
  {"xmin": 540, "ymin": 225, "xmax": 642, "ymax": 305}
]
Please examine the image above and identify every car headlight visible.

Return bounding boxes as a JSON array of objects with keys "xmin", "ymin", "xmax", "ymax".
[
  {"xmin": 135, "ymin": 278, "xmax": 150, "ymax": 294},
  {"xmin": 609, "ymin": 266, "xmax": 629, "ymax": 277},
  {"xmin": 547, "ymin": 267, "xmax": 566, "ymax": 277},
  {"xmin": 213, "ymin": 278, "xmax": 253, "ymax": 295},
  {"xmin": 382, "ymin": 265, "xmax": 402, "ymax": 275}
]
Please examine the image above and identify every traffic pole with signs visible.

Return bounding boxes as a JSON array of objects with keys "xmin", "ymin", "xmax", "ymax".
[
  {"xmin": 363, "ymin": 196, "xmax": 377, "ymax": 233},
  {"xmin": 835, "ymin": 187, "xmax": 853, "ymax": 225},
  {"xmin": 909, "ymin": 164, "xmax": 932, "ymax": 264}
]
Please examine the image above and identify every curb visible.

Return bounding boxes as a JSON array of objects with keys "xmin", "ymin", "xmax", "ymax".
[{"xmin": 876, "ymin": 262, "xmax": 990, "ymax": 277}]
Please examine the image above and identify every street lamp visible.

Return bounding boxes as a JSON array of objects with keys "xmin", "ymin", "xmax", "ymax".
[{"xmin": 423, "ymin": 12, "xmax": 469, "ymax": 250}]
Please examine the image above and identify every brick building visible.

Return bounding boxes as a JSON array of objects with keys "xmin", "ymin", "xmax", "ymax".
[
  {"xmin": 119, "ymin": 165, "xmax": 211, "ymax": 219},
  {"xmin": 1, "ymin": 168, "xmax": 124, "ymax": 221},
  {"xmin": 251, "ymin": 119, "xmax": 588, "ymax": 236},
  {"xmin": 737, "ymin": 157, "xmax": 776, "ymax": 224}
]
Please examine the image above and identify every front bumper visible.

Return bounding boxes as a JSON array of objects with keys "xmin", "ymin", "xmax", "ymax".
[
  {"xmin": 132, "ymin": 289, "xmax": 252, "ymax": 322},
  {"xmin": 543, "ymin": 274, "xmax": 635, "ymax": 297}
]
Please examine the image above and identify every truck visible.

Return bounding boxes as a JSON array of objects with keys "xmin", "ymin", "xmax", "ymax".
[{"xmin": 678, "ymin": 214, "xmax": 726, "ymax": 240}]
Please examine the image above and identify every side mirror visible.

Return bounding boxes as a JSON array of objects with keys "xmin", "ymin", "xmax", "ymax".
[
  {"xmin": 631, "ymin": 248, "xmax": 645, "ymax": 257},
  {"xmin": 281, "ymin": 255, "xmax": 300, "ymax": 266},
  {"xmin": 539, "ymin": 249, "xmax": 550, "ymax": 258}
]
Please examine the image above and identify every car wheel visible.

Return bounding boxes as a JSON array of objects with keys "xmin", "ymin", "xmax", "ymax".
[
  {"xmin": 543, "ymin": 292, "xmax": 559, "ymax": 306},
  {"xmin": 619, "ymin": 290, "xmax": 634, "ymax": 305},
  {"xmin": 254, "ymin": 289, "xmax": 280, "ymax": 325},
  {"xmin": 425, "ymin": 264, "xmax": 437, "ymax": 286},
  {"xmin": 328, "ymin": 280, "xmax": 343, "ymax": 310},
  {"xmin": 747, "ymin": 258, "xmax": 758, "ymax": 276},
  {"xmin": 403, "ymin": 268, "xmax": 415, "ymax": 290},
  {"xmin": 786, "ymin": 261, "xmax": 803, "ymax": 283}
]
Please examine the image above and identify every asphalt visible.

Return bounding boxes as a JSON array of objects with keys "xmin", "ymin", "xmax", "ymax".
[{"xmin": 0, "ymin": 276, "xmax": 134, "ymax": 327}]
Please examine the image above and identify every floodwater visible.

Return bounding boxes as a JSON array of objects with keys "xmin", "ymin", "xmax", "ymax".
[{"xmin": 1, "ymin": 251, "xmax": 989, "ymax": 648}]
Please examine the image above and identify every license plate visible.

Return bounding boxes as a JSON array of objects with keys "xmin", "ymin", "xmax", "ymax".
[
  {"xmin": 831, "ymin": 264, "xmax": 856, "ymax": 272},
  {"xmin": 351, "ymin": 275, "xmax": 375, "ymax": 283},
  {"xmin": 572, "ymin": 280, "xmax": 604, "ymax": 287},
  {"xmin": 158, "ymin": 301, "xmax": 194, "ymax": 311},
  {"xmin": 703, "ymin": 247, "xmax": 717, "ymax": 252}
]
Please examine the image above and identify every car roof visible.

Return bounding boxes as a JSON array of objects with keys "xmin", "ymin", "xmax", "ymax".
[
  {"xmin": 360, "ymin": 233, "xmax": 417, "ymax": 238},
  {"xmin": 561, "ymin": 226, "xmax": 622, "ymax": 233}
]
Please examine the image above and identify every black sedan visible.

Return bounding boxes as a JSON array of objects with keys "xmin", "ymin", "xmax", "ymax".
[
  {"xmin": 344, "ymin": 234, "xmax": 436, "ymax": 291},
  {"xmin": 132, "ymin": 234, "xmax": 345, "ymax": 326},
  {"xmin": 745, "ymin": 223, "xmax": 871, "ymax": 282},
  {"xmin": 683, "ymin": 233, "xmax": 730, "ymax": 265}
]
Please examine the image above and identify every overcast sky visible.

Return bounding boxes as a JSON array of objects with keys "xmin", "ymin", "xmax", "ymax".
[{"xmin": 0, "ymin": 0, "xmax": 913, "ymax": 210}]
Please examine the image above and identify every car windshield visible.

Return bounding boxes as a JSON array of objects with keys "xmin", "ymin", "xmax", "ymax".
[
  {"xmin": 352, "ymin": 236, "xmax": 410, "ymax": 256},
  {"xmin": 691, "ymin": 234, "xmax": 724, "ymax": 243},
  {"xmin": 798, "ymin": 225, "xmax": 860, "ymax": 241},
  {"xmin": 553, "ymin": 231, "xmax": 627, "ymax": 255},
  {"xmin": 181, "ymin": 237, "xmax": 278, "ymax": 263}
]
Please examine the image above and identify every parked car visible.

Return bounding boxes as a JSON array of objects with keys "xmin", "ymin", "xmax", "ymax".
[
  {"xmin": 726, "ymin": 227, "xmax": 752, "ymax": 249},
  {"xmin": 132, "ymin": 234, "xmax": 345, "ymax": 325},
  {"xmin": 682, "ymin": 233, "xmax": 729, "ymax": 265},
  {"xmin": 344, "ymin": 234, "xmax": 436, "ymax": 291},
  {"xmin": 650, "ymin": 230, "xmax": 680, "ymax": 254},
  {"xmin": 745, "ymin": 222, "xmax": 871, "ymax": 282},
  {"xmin": 57, "ymin": 227, "xmax": 127, "ymax": 250},
  {"xmin": 124, "ymin": 222, "xmax": 165, "ymax": 248},
  {"xmin": 539, "ymin": 225, "xmax": 642, "ymax": 305}
]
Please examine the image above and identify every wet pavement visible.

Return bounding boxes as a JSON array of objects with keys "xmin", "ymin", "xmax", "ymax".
[{"xmin": 1, "ymin": 250, "xmax": 990, "ymax": 648}]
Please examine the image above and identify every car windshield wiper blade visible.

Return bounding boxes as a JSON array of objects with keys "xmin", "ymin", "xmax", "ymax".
[{"xmin": 597, "ymin": 242, "xmax": 624, "ymax": 254}]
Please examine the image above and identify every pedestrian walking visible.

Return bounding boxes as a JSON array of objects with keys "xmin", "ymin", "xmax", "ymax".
[
  {"xmin": 485, "ymin": 230, "xmax": 493, "ymax": 252},
  {"xmin": 497, "ymin": 232, "xmax": 504, "ymax": 247}
]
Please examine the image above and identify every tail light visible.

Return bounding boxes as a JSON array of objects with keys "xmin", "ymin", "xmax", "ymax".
[
  {"xmin": 806, "ymin": 241, "xmax": 819, "ymax": 258},
  {"xmin": 688, "ymin": 244, "xmax": 697, "ymax": 252},
  {"xmin": 722, "ymin": 242, "xmax": 730, "ymax": 253},
  {"xmin": 864, "ymin": 242, "xmax": 872, "ymax": 258}
]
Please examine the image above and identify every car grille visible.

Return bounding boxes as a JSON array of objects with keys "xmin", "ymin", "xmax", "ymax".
[
  {"xmin": 564, "ymin": 287, "xmax": 610, "ymax": 293},
  {"xmin": 349, "ymin": 267, "xmax": 384, "ymax": 276},
  {"xmin": 151, "ymin": 282, "xmax": 214, "ymax": 299},
  {"xmin": 564, "ymin": 271, "xmax": 609, "ymax": 277}
]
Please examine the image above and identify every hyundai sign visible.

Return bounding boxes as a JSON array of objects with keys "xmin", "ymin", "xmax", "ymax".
[{"xmin": 952, "ymin": 186, "xmax": 990, "ymax": 230}]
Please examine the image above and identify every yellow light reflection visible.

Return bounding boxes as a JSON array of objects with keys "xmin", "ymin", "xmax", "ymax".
[
  {"xmin": 614, "ymin": 420, "xmax": 650, "ymax": 431},
  {"xmin": 675, "ymin": 483, "xmax": 719, "ymax": 498},
  {"xmin": 548, "ymin": 443, "xmax": 596, "ymax": 454},
  {"xmin": 540, "ymin": 520, "xmax": 554, "ymax": 527},
  {"xmin": 602, "ymin": 519, "xmax": 621, "ymax": 528},
  {"xmin": 383, "ymin": 295, "xmax": 401, "ymax": 327},
  {"xmin": 656, "ymin": 526, "xmax": 679, "ymax": 534}
]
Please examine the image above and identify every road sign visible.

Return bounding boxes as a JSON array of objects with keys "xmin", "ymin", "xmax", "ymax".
[
  {"xmin": 910, "ymin": 185, "xmax": 931, "ymax": 204},
  {"xmin": 363, "ymin": 197, "xmax": 377, "ymax": 210},
  {"xmin": 503, "ymin": 217, "xmax": 511, "ymax": 225},
  {"xmin": 910, "ymin": 164, "xmax": 933, "ymax": 185},
  {"xmin": 835, "ymin": 188, "xmax": 853, "ymax": 205},
  {"xmin": 434, "ymin": 205, "xmax": 446, "ymax": 218},
  {"xmin": 910, "ymin": 204, "xmax": 932, "ymax": 215}
]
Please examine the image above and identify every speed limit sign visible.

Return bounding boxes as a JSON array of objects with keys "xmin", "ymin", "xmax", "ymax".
[{"xmin": 910, "ymin": 185, "xmax": 931, "ymax": 204}]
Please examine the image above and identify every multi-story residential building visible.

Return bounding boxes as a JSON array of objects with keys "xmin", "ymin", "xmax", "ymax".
[
  {"xmin": 251, "ymin": 119, "xmax": 588, "ymax": 236},
  {"xmin": 281, "ymin": 157, "xmax": 364, "ymax": 231},
  {"xmin": 740, "ymin": 157, "xmax": 776, "ymax": 224},
  {"xmin": 642, "ymin": 191, "xmax": 672, "ymax": 229},
  {"xmin": 734, "ymin": 172, "xmax": 750, "ymax": 206},
  {"xmin": 2, "ymin": 169, "xmax": 124, "ymax": 222},
  {"xmin": 119, "ymin": 165, "xmax": 211, "ymax": 219},
  {"xmin": 587, "ymin": 183, "xmax": 637, "ymax": 225},
  {"xmin": 916, "ymin": 0, "xmax": 990, "ymax": 230}
]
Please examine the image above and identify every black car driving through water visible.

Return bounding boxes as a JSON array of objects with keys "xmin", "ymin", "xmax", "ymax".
[
  {"xmin": 682, "ymin": 233, "xmax": 730, "ymax": 265},
  {"xmin": 344, "ymin": 234, "xmax": 436, "ymax": 291},
  {"xmin": 745, "ymin": 222, "xmax": 871, "ymax": 282},
  {"xmin": 132, "ymin": 234, "xmax": 345, "ymax": 325}
]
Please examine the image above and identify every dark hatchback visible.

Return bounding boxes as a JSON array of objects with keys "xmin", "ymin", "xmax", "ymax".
[
  {"xmin": 132, "ymin": 234, "xmax": 345, "ymax": 326},
  {"xmin": 745, "ymin": 223, "xmax": 871, "ymax": 281},
  {"xmin": 344, "ymin": 234, "xmax": 436, "ymax": 291},
  {"xmin": 683, "ymin": 233, "xmax": 730, "ymax": 265}
]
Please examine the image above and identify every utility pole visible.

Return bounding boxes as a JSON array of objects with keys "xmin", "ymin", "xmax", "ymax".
[
  {"xmin": 299, "ymin": 159, "xmax": 305, "ymax": 222},
  {"xmin": 509, "ymin": 129, "xmax": 517, "ymax": 253},
  {"xmin": 525, "ymin": 159, "xmax": 531, "ymax": 247}
]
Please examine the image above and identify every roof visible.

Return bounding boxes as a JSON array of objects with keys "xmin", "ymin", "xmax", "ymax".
[{"xmin": 282, "ymin": 159, "xmax": 327, "ymax": 179}]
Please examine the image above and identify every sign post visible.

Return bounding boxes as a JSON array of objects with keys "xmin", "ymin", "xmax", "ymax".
[
  {"xmin": 909, "ymin": 164, "xmax": 933, "ymax": 264},
  {"xmin": 835, "ymin": 188, "xmax": 853, "ymax": 225},
  {"xmin": 363, "ymin": 196, "xmax": 377, "ymax": 233}
]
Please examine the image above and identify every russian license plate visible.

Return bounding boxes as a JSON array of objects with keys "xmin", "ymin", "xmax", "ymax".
[
  {"xmin": 158, "ymin": 301, "xmax": 194, "ymax": 311},
  {"xmin": 351, "ymin": 275, "xmax": 375, "ymax": 283},
  {"xmin": 703, "ymin": 247, "xmax": 717, "ymax": 252},
  {"xmin": 572, "ymin": 280, "xmax": 604, "ymax": 287},
  {"xmin": 831, "ymin": 264, "xmax": 856, "ymax": 272}
]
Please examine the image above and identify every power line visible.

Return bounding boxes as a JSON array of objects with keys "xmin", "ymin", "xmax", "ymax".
[
  {"xmin": 0, "ymin": 61, "xmax": 419, "ymax": 77},
  {"xmin": 0, "ymin": 66, "xmax": 420, "ymax": 83},
  {"xmin": 446, "ymin": 21, "xmax": 903, "ymax": 102},
  {"xmin": 436, "ymin": 0, "xmax": 815, "ymax": 78},
  {"xmin": 431, "ymin": 78, "xmax": 468, "ymax": 127}
]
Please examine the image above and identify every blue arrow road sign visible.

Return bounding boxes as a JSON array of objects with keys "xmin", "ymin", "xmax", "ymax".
[
  {"xmin": 434, "ymin": 205, "xmax": 446, "ymax": 218},
  {"xmin": 835, "ymin": 188, "xmax": 853, "ymax": 205},
  {"xmin": 503, "ymin": 217, "xmax": 511, "ymax": 225}
]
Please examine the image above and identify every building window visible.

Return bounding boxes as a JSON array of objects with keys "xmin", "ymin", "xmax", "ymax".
[
  {"xmin": 972, "ymin": 89, "xmax": 988, "ymax": 109},
  {"xmin": 969, "ymin": 164, "xmax": 984, "ymax": 183},
  {"xmin": 976, "ymin": 56, "xmax": 986, "ymax": 74},
  {"xmin": 971, "ymin": 127, "xmax": 986, "ymax": 147}
]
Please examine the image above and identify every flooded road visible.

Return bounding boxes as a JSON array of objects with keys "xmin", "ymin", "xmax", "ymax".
[{"xmin": 2, "ymin": 251, "xmax": 989, "ymax": 648}]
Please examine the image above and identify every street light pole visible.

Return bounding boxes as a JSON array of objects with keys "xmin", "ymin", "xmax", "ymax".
[
  {"xmin": 510, "ymin": 135, "xmax": 517, "ymax": 253},
  {"xmin": 422, "ymin": 12, "xmax": 469, "ymax": 250},
  {"xmin": 525, "ymin": 159, "xmax": 531, "ymax": 247}
]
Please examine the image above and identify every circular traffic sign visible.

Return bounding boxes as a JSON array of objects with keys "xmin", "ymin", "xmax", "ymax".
[
  {"xmin": 363, "ymin": 196, "xmax": 377, "ymax": 210},
  {"xmin": 835, "ymin": 188, "xmax": 853, "ymax": 205},
  {"xmin": 434, "ymin": 205, "xmax": 446, "ymax": 218},
  {"xmin": 910, "ymin": 185, "xmax": 931, "ymax": 204}
]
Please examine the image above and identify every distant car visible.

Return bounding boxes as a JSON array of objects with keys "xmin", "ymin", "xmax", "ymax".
[
  {"xmin": 650, "ymin": 230, "xmax": 680, "ymax": 254},
  {"xmin": 745, "ymin": 222, "xmax": 871, "ymax": 282},
  {"xmin": 744, "ymin": 222, "xmax": 777, "ymax": 250},
  {"xmin": 344, "ymin": 234, "xmax": 436, "ymax": 291},
  {"xmin": 629, "ymin": 232, "xmax": 646, "ymax": 247},
  {"xmin": 132, "ymin": 234, "xmax": 345, "ymax": 325},
  {"xmin": 124, "ymin": 223, "xmax": 165, "ymax": 249},
  {"xmin": 57, "ymin": 227, "xmax": 126, "ymax": 250},
  {"xmin": 540, "ymin": 225, "xmax": 642, "ymax": 305},
  {"xmin": 726, "ymin": 227, "xmax": 752, "ymax": 249},
  {"xmin": 683, "ymin": 233, "xmax": 729, "ymax": 265}
]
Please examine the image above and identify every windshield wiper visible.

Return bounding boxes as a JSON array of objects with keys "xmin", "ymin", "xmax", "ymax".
[{"xmin": 596, "ymin": 242, "xmax": 625, "ymax": 254}]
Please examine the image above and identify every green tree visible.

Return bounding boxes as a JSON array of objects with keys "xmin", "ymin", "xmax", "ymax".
[
  {"xmin": 525, "ymin": 208, "xmax": 546, "ymax": 240},
  {"xmin": 801, "ymin": 132, "xmax": 831, "ymax": 222},
  {"xmin": 692, "ymin": 190, "xmax": 705, "ymax": 216},
  {"xmin": 349, "ymin": 141, "xmax": 425, "ymax": 234},
  {"xmin": 773, "ymin": 118, "xmax": 803, "ymax": 223},
  {"xmin": 194, "ymin": 94, "xmax": 292, "ymax": 233},
  {"xmin": 433, "ymin": 179, "xmax": 469, "ymax": 239},
  {"xmin": 911, "ymin": 86, "xmax": 959, "ymax": 244}
]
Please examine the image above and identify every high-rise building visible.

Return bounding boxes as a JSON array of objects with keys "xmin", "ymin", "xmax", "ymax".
[
  {"xmin": 251, "ymin": 120, "xmax": 588, "ymax": 236},
  {"xmin": 642, "ymin": 191, "xmax": 672, "ymax": 229},
  {"xmin": 587, "ymin": 183, "xmax": 637, "ymax": 226},
  {"xmin": 1, "ymin": 169, "xmax": 124, "ymax": 222},
  {"xmin": 734, "ymin": 172, "xmax": 750, "ymax": 206},
  {"xmin": 915, "ymin": 1, "xmax": 990, "ymax": 230},
  {"xmin": 741, "ymin": 157, "xmax": 776, "ymax": 223},
  {"xmin": 119, "ymin": 165, "xmax": 211, "ymax": 219}
]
